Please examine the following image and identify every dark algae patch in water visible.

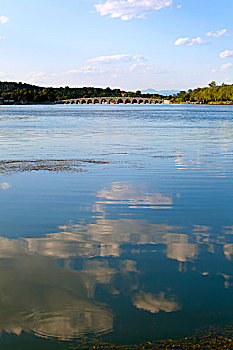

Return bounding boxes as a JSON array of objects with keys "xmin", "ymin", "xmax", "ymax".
[{"xmin": 0, "ymin": 159, "xmax": 109, "ymax": 173}]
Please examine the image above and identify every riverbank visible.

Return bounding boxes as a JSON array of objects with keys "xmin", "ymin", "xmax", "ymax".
[
  {"xmin": 1, "ymin": 100, "xmax": 233, "ymax": 106},
  {"xmin": 68, "ymin": 327, "xmax": 233, "ymax": 349}
]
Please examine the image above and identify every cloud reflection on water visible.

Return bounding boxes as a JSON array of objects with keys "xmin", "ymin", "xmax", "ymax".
[
  {"xmin": 133, "ymin": 292, "xmax": 181, "ymax": 314},
  {"xmin": 0, "ymin": 180, "xmax": 233, "ymax": 342},
  {"xmin": 0, "ymin": 182, "xmax": 11, "ymax": 190},
  {"xmin": 0, "ymin": 181, "xmax": 182, "ymax": 341},
  {"xmin": 96, "ymin": 182, "xmax": 173, "ymax": 209}
]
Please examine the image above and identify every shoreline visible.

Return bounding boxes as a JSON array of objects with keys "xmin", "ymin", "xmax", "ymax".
[
  {"xmin": 67, "ymin": 326, "xmax": 233, "ymax": 349},
  {"xmin": 1, "ymin": 101, "xmax": 233, "ymax": 106}
]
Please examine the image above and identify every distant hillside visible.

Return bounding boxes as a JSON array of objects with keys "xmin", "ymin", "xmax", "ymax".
[{"xmin": 142, "ymin": 89, "xmax": 178, "ymax": 96}]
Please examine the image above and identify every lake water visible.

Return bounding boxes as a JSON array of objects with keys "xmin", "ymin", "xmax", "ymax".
[{"xmin": 0, "ymin": 104, "xmax": 233, "ymax": 349}]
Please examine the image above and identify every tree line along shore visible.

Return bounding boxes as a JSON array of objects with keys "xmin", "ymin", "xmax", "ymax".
[
  {"xmin": 0, "ymin": 81, "xmax": 233, "ymax": 105},
  {"xmin": 0, "ymin": 82, "xmax": 164, "ymax": 104},
  {"xmin": 173, "ymin": 81, "xmax": 233, "ymax": 105}
]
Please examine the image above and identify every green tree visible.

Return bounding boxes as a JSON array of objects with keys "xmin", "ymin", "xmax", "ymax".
[{"xmin": 209, "ymin": 81, "xmax": 216, "ymax": 88}]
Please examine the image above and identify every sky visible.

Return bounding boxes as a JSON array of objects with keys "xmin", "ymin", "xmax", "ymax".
[{"xmin": 1, "ymin": 0, "xmax": 233, "ymax": 91}]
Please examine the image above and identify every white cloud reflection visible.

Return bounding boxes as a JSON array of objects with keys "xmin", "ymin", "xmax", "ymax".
[
  {"xmin": 1, "ymin": 182, "xmax": 11, "ymax": 190},
  {"xmin": 96, "ymin": 182, "xmax": 173, "ymax": 209},
  {"xmin": 133, "ymin": 292, "xmax": 180, "ymax": 313}
]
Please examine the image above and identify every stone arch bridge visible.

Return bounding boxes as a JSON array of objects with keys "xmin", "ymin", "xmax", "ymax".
[{"xmin": 60, "ymin": 97, "xmax": 163, "ymax": 105}]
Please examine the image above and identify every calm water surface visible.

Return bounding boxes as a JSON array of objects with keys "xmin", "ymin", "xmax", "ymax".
[{"xmin": 0, "ymin": 104, "xmax": 233, "ymax": 348}]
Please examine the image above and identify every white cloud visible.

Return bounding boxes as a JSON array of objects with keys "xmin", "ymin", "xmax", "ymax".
[
  {"xmin": 206, "ymin": 29, "xmax": 227, "ymax": 37},
  {"xmin": 28, "ymin": 71, "xmax": 47, "ymax": 79},
  {"xmin": 212, "ymin": 62, "xmax": 232, "ymax": 73},
  {"xmin": 0, "ymin": 16, "xmax": 9, "ymax": 24},
  {"xmin": 26, "ymin": 54, "xmax": 151, "ymax": 81},
  {"xmin": 26, "ymin": 71, "xmax": 48, "ymax": 83},
  {"xmin": 0, "ymin": 71, "xmax": 10, "ymax": 79},
  {"xmin": 66, "ymin": 60, "xmax": 165, "ymax": 76},
  {"xmin": 221, "ymin": 62, "xmax": 232, "ymax": 70},
  {"xmin": 174, "ymin": 36, "xmax": 208, "ymax": 46},
  {"xmin": 87, "ymin": 54, "xmax": 147, "ymax": 64},
  {"xmin": 191, "ymin": 37, "xmax": 208, "ymax": 45},
  {"xmin": 22, "ymin": 52, "xmax": 171, "ymax": 88},
  {"xmin": 65, "ymin": 54, "xmax": 146, "ymax": 75},
  {"xmin": 174, "ymin": 37, "xmax": 190, "ymax": 46},
  {"xmin": 95, "ymin": 0, "xmax": 173, "ymax": 20},
  {"xmin": 129, "ymin": 62, "xmax": 147, "ymax": 71},
  {"xmin": 220, "ymin": 50, "xmax": 233, "ymax": 59},
  {"xmin": 128, "ymin": 62, "xmax": 168, "ymax": 74},
  {"xmin": 212, "ymin": 63, "xmax": 232, "ymax": 73},
  {"xmin": 65, "ymin": 66, "xmax": 109, "ymax": 75}
]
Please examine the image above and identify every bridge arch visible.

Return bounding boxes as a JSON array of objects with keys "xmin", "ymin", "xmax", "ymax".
[
  {"xmin": 117, "ymin": 99, "xmax": 123, "ymax": 104},
  {"xmin": 62, "ymin": 96, "xmax": 163, "ymax": 105}
]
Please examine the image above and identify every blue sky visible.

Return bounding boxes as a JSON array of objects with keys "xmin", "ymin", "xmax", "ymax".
[{"xmin": 1, "ymin": 0, "xmax": 233, "ymax": 91}]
